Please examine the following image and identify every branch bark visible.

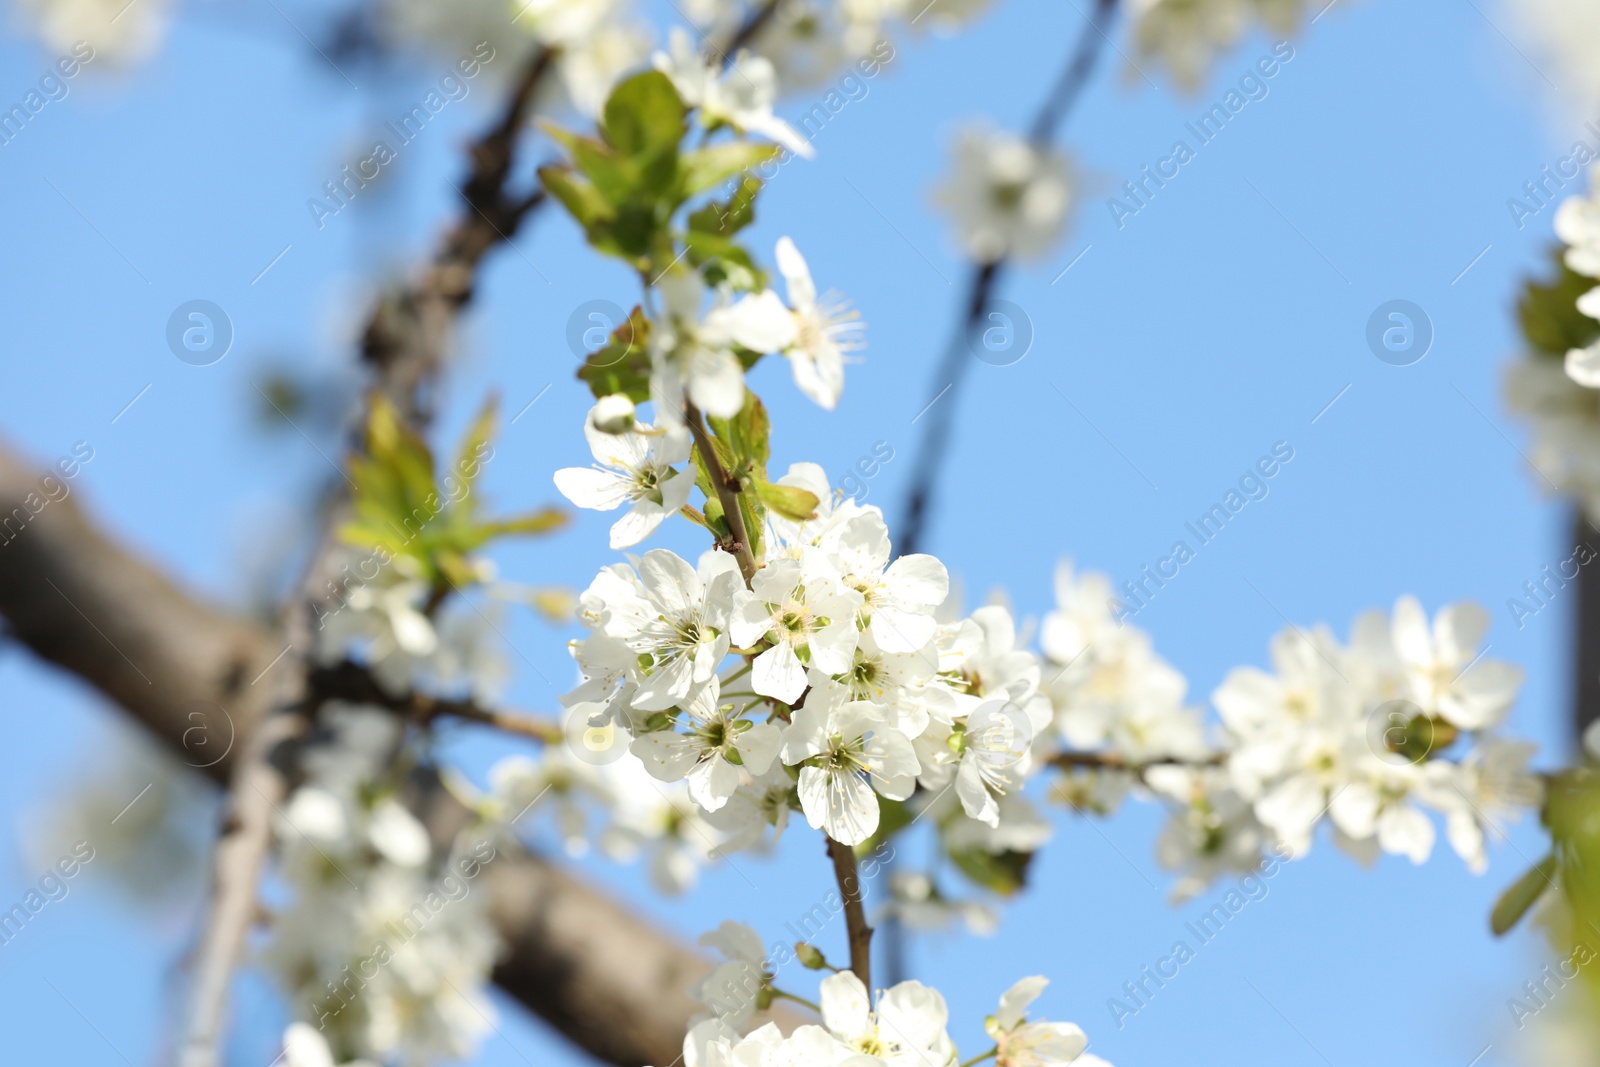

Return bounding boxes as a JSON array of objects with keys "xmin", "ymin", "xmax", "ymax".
[
  {"xmin": 825, "ymin": 836, "xmax": 872, "ymax": 989},
  {"xmin": 0, "ymin": 438, "xmax": 797, "ymax": 1067}
]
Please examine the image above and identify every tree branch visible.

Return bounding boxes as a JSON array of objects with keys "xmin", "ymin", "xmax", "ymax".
[
  {"xmin": 0, "ymin": 437, "xmax": 801, "ymax": 1066},
  {"xmin": 686, "ymin": 401, "xmax": 760, "ymax": 584},
  {"xmin": 895, "ymin": 0, "xmax": 1116, "ymax": 557},
  {"xmin": 361, "ymin": 44, "xmax": 558, "ymax": 427},
  {"xmin": 310, "ymin": 658, "xmax": 562, "ymax": 743},
  {"xmin": 825, "ymin": 836, "xmax": 872, "ymax": 989},
  {"xmin": 1574, "ymin": 509, "xmax": 1600, "ymax": 748}
]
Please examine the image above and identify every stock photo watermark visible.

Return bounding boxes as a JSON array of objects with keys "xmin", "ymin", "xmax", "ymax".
[
  {"xmin": 307, "ymin": 837, "xmax": 498, "ymax": 1029},
  {"xmin": 307, "ymin": 43, "xmax": 497, "ymax": 231},
  {"xmin": 0, "ymin": 841, "xmax": 96, "ymax": 948},
  {"xmin": 1506, "ymin": 539, "xmax": 1598, "ymax": 630},
  {"xmin": 0, "ymin": 41, "xmax": 96, "ymax": 148},
  {"xmin": 1107, "ymin": 841, "xmax": 1292, "ymax": 1029},
  {"xmin": 1365, "ymin": 300, "xmax": 1432, "ymax": 367},
  {"xmin": 1108, "ymin": 42, "xmax": 1296, "ymax": 231},
  {"xmin": 166, "ymin": 300, "xmax": 233, "ymax": 366},
  {"xmin": 0, "ymin": 440, "xmax": 95, "ymax": 548},
  {"xmin": 1113, "ymin": 441, "xmax": 1296, "ymax": 623},
  {"xmin": 838, "ymin": 441, "xmax": 895, "ymax": 504}
]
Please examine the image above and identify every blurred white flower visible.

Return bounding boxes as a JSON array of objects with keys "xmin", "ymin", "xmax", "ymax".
[{"xmin": 932, "ymin": 125, "xmax": 1073, "ymax": 263}]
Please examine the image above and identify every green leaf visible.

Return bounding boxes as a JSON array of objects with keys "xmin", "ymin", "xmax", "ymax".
[
  {"xmin": 1491, "ymin": 853, "xmax": 1559, "ymax": 936},
  {"xmin": 684, "ymin": 230, "xmax": 762, "ymax": 289},
  {"xmin": 700, "ymin": 175, "xmax": 763, "ymax": 236},
  {"xmin": 538, "ymin": 166, "xmax": 615, "ymax": 240},
  {"xmin": 602, "ymin": 71, "xmax": 687, "ymax": 158},
  {"xmin": 450, "ymin": 396, "xmax": 499, "ymax": 508},
  {"xmin": 680, "ymin": 143, "xmax": 780, "ymax": 197},
  {"xmin": 948, "ymin": 846, "xmax": 1035, "ymax": 897},
  {"xmin": 1520, "ymin": 246, "xmax": 1600, "ymax": 359},
  {"xmin": 477, "ymin": 507, "xmax": 570, "ymax": 539},
  {"xmin": 752, "ymin": 478, "xmax": 818, "ymax": 522},
  {"xmin": 577, "ymin": 307, "xmax": 652, "ymax": 402},
  {"xmin": 706, "ymin": 390, "xmax": 770, "ymax": 472}
]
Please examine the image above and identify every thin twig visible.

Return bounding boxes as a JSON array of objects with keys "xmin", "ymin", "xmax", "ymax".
[
  {"xmin": 826, "ymin": 836, "xmax": 872, "ymax": 988},
  {"xmin": 721, "ymin": 0, "xmax": 783, "ymax": 56},
  {"xmin": 308, "ymin": 659, "xmax": 561, "ymax": 743},
  {"xmin": 362, "ymin": 44, "xmax": 560, "ymax": 427},
  {"xmin": 895, "ymin": 0, "xmax": 1117, "ymax": 557},
  {"xmin": 1049, "ymin": 750, "xmax": 1226, "ymax": 772},
  {"xmin": 686, "ymin": 401, "xmax": 759, "ymax": 584}
]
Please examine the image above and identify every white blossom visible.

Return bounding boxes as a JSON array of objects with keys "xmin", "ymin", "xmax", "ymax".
[
  {"xmin": 781, "ymin": 686, "xmax": 919, "ymax": 844},
  {"xmin": 732, "ymin": 553, "xmax": 864, "ymax": 703},
  {"xmin": 554, "ymin": 403, "xmax": 695, "ymax": 549},
  {"xmin": 650, "ymin": 271, "xmax": 799, "ymax": 419},
  {"xmin": 773, "ymin": 236, "xmax": 864, "ymax": 409},
  {"xmin": 631, "ymin": 679, "xmax": 782, "ymax": 811},
  {"xmin": 931, "ymin": 125, "xmax": 1073, "ymax": 263},
  {"xmin": 654, "ymin": 27, "xmax": 814, "ymax": 157}
]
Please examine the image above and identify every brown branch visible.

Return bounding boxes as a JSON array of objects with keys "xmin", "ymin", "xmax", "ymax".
[
  {"xmin": 720, "ymin": 0, "xmax": 783, "ymax": 58},
  {"xmin": 686, "ymin": 401, "xmax": 759, "ymax": 584},
  {"xmin": 1049, "ymin": 750, "xmax": 1226, "ymax": 773},
  {"xmin": 309, "ymin": 659, "xmax": 562, "ymax": 743},
  {"xmin": 895, "ymin": 0, "xmax": 1117, "ymax": 557},
  {"xmin": 1574, "ymin": 510, "xmax": 1600, "ymax": 748},
  {"xmin": 361, "ymin": 44, "xmax": 559, "ymax": 427},
  {"xmin": 0, "ymin": 437, "xmax": 803, "ymax": 1066},
  {"xmin": 825, "ymin": 836, "xmax": 872, "ymax": 989}
]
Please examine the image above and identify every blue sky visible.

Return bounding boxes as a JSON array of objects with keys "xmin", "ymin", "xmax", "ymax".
[{"xmin": 0, "ymin": 0, "xmax": 1586, "ymax": 1063}]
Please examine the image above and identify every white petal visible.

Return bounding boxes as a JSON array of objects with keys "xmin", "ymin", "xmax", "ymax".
[
  {"xmin": 698, "ymin": 920, "xmax": 767, "ymax": 966},
  {"xmin": 687, "ymin": 348, "xmax": 749, "ymax": 419},
  {"xmin": 885, "ymin": 554, "xmax": 949, "ymax": 608},
  {"xmin": 368, "ymin": 799, "xmax": 431, "ymax": 867},
  {"xmin": 1434, "ymin": 601, "xmax": 1489, "ymax": 664},
  {"xmin": 798, "ymin": 764, "xmax": 878, "ymax": 845},
  {"xmin": 631, "ymin": 731, "xmax": 699, "ymax": 781},
  {"xmin": 775, "ymin": 236, "xmax": 817, "ymax": 309},
  {"xmin": 819, "ymin": 971, "xmax": 873, "ymax": 1039},
  {"xmin": 710, "ymin": 290, "xmax": 799, "ymax": 353},
  {"xmin": 994, "ymin": 977, "xmax": 1047, "ymax": 1031},
  {"xmin": 1377, "ymin": 804, "xmax": 1435, "ymax": 864},
  {"xmin": 956, "ymin": 755, "xmax": 1000, "ymax": 827},
  {"xmin": 735, "ymin": 722, "xmax": 781, "ymax": 774},
  {"xmin": 554, "ymin": 466, "xmax": 630, "ymax": 511},
  {"xmin": 687, "ymin": 755, "xmax": 741, "ymax": 811},
  {"xmin": 753, "ymin": 643, "xmax": 808, "ymax": 703},
  {"xmin": 609, "ymin": 505, "xmax": 669, "ymax": 549}
]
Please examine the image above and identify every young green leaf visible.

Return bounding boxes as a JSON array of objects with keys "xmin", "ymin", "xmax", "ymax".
[
  {"xmin": 1490, "ymin": 853, "xmax": 1559, "ymax": 936},
  {"xmin": 752, "ymin": 478, "xmax": 819, "ymax": 523},
  {"xmin": 680, "ymin": 143, "xmax": 780, "ymax": 198},
  {"xmin": 601, "ymin": 70, "xmax": 687, "ymax": 158}
]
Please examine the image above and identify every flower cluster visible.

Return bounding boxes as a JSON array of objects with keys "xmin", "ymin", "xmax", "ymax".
[
  {"xmin": 1210, "ymin": 597, "xmax": 1540, "ymax": 870},
  {"xmin": 265, "ymin": 704, "xmax": 501, "ymax": 1066},
  {"xmin": 1503, "ymin": 348, "xmax": 1600, "ymax": 521},
  {"xmin": 562, "ymin": 465, "xmax": 1040, "ymax": 847},
  {"xmin": 1125, "ymin": 0, "xmax": 1313, "ymax": 91},
  {"xmin": 684, "ymin": 0, "xmax": 991, "ymax": 96},
  {"xmin": 1555, "ymin": 168, "xmax": 1600, "ymax": 387},
  {"xmin": 672, "ymin": 924, "xmax": 1107, "ymax": 1067}
]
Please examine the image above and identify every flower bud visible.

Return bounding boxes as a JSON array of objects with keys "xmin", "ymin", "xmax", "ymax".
[
  {"xmin": 795, "ymin": 942, "xmax": 826, "ymax": 970},
  {"xmin": 590, "ymin": 394, "xmax": 636, "ymax": 435}
]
